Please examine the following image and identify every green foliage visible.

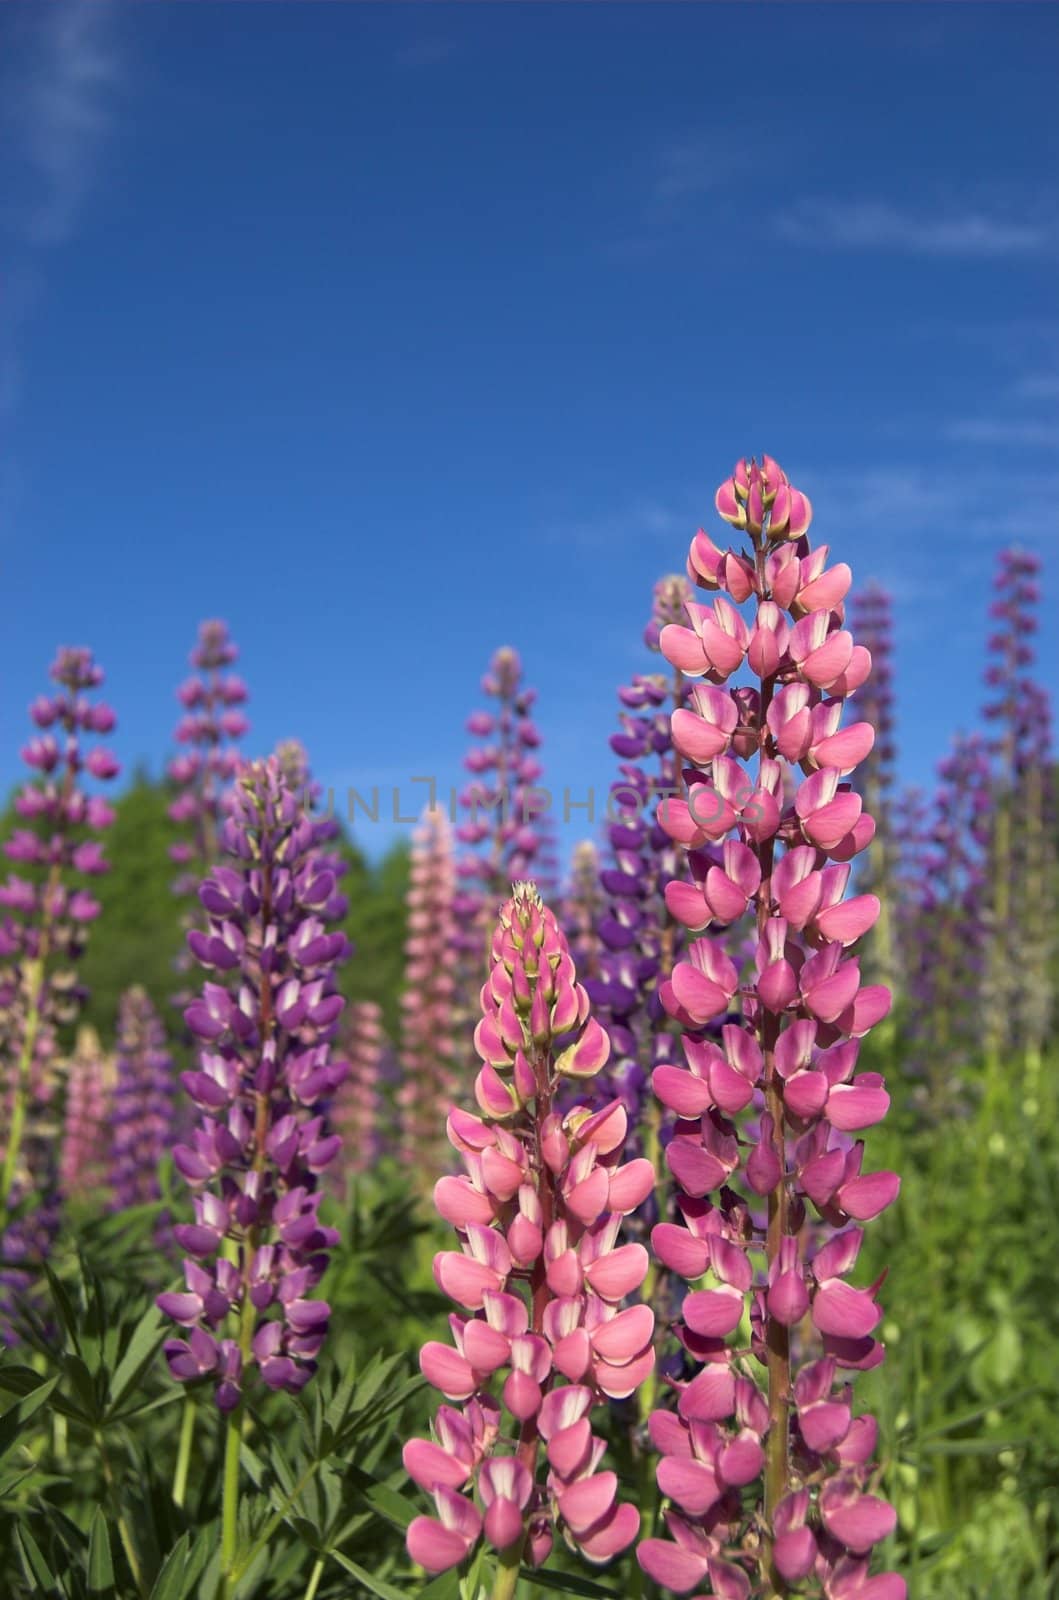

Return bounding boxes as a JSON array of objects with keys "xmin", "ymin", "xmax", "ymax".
[{"xmin": 858, "ymin": 1042, "xmax": 1059, "ymax": 1597}]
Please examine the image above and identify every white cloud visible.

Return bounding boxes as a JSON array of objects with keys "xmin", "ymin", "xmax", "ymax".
[
  {"xmin": 0, "ymin": 2, "xmax": 120, "ymax": 432},
  {"xmin": 944, "ymin": 418, "xmax": 1059, "ymax": 447},
  {"xmin": 777, "ymin": 199, "xmax": 1054, "ymax": 259}
]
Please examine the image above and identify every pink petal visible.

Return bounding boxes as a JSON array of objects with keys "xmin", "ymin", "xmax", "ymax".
[
  {"xmin": 812, "ymin": 1280, "xmax": 881, "ymax": 1339},
  {"xmin": 584, "ymin": 1242, "xmax": 648, "ymax": 1300},
  {"xmin": 420, "ymin": 1342, "xmax": 476, "ymax": 1399},
  {"xmin": 653, "ymin": 1064, "xmax": 712, "ymax": 1117},
  {"xmin": 651, "ymin": 1222, "xmax": 709, "ymax": 1279},
  {"xmin": 657, "ymin": 1455, "xmax": 721, "ymax": 1516},
  {"xmin": 558, "ymin": 1470, "xmax": 618, "ymax": 1535},
  {"xmin": 637, "ymin": 1539, "xmax": 709, "ymax": 1593},
  {"xmin": 406, "ymin": 1515, "xmax": 472, "ymax": 1574},
  {"xmin": 577, "ymin": 1499, "xmax": 639, "ymax": 1562}
]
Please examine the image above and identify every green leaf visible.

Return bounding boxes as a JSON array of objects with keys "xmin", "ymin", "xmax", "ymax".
[
  {"xmin": 343, "ymin": 1464, "xmax": 417, "ymax": 1531},
  {"xmin": 107, "ymin": 1302, "xmax": 166, "ymax": 1416},
  {"xmin": 148, "ymin": 1534, "xmax": 191, "ymax": 1600},
  {"xmin": 517, "ymin": 1568, "xmax": 621, "ymax": 1597},
  {"xmin": 87, "ymin": 1510, "xmax": 116, "ymax": 1595},
  {"xmin": 330, "ymin": 1551, "xmax": 410, "ymax": 1600},
  {"xmin": 15, "ymin": 1522, "xmax": 58, "ymax": 1595},
  {"xmin": 0, "ymin": 1374, "xmax": 58, "ymax": 1460}
]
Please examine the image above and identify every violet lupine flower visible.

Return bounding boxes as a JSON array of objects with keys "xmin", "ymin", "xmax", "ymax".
[
  {"xmin": 0, "ymin": 647, "xmax": 118, "ymax": 1242},
  {"xmin": 270, "ymin": 739, "xmax": 350, "ymax": 923},
  {"xmin": 981, "ymin": 549, "xmax": 1055, "ymax": 1062},
  {"xmin": 398, "ymin": 807, "xmax": 458, "ymax": 1177},
  {"xmin": 59, "ymin": 1026, "xmax": 112, "ymax": 1202},
  {"xmin": 167, "ymin": 620, "xmax": 249, "ymax": 899},
  {"xmin": 333, "ymin": 1000, "xmax": 386, "ymax": 1181},
  {"xmin": 404, "ymin": 884, "xmax": 656, "ymax": 1580},
  {"xmin": 849, "ymin": 584, "xmax": 896, "ymax": 991},
  {"xmin": 588, "ymin": 576, "xmax": 692, "ymax": 1125},
  {"xmin": 157, "ymin": 757, "xmax": 349, "ymax": 1410},
  {"xmin": 110, "ymin": 987, "xmax": 175, "ymax": 1209},
  {"xmin": 902, "ymin": 735, "xmax": 993, "ymax": 1107},
  {"xmin": 454, "ymin": 649, "xmax": 545, "ymax": 991},
  {"xmin": 637, "ymin": 457, "xmax": 904, "ymax": 1600}
]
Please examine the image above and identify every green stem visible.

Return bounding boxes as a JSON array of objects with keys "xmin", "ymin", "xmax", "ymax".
[
  {"xmin": 0, "ymin": 960, "xmax": 44, "ymax": 1217},
  {"xmin": 172, "ymin": 1396, "xmax": 196, "ymax": 1508},
  {"xmin": 220, "ymin": 1406, "xmax": 243, "ymax": 1592},
  {"xmin": 302, "ymin": 1556, "xmax": 325, "ymax": 1600},
  {"xmin": 96, "ymin": 1431, "xmax": 147, "ymax": 1598},
  {"xmin": 490, "ymin": 1540, "xmax": 523, "ymax": 1600}
]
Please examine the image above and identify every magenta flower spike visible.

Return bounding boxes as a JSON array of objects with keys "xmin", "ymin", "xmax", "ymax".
[
  {"xmin": 405, "ymin": 885, "xmax": 656, "ymax": 1590},
  {"xmin": 167, "ymin": 620, "xmax": 249, "ymax": 900},
  {"xmin": 111, "ymin": 987, "xmax": 175, "ymax": 1209},
  {"xmin": 0, "ymin": 647, "xmax": 119, "ymax": 1256},
  {"xmin": 59, "ymin": 1026, "xmax": 112, "ymax": 1203},
  {"xmin": 454, "ymin": 649, "xmax": 545, "ymax": 996},
  {"xmin": 333, "ymin": 999, "xmax": 386, "ymax": 1181},
  {"xmin": 157, "ymin": 757, "xmax": 349, "ymax": 1412},
  {"xmin": 637, "ymin": 458, "xmax": 903, "ymax": 1599},
  {"xmin": 398, "ymin": 805, "xmax": 458, "ymax": 1179}
]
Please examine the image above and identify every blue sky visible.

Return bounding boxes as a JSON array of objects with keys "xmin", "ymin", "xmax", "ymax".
[{"xmin": 1, "ymin": 1, "xmax": 1056, "ymax": 860}]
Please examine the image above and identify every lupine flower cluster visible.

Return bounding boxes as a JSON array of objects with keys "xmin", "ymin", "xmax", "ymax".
[
  {"xmin": 167, "ymin": 620, "xmax": 249, "ymax": 900},
  {"xmin": 453, "ymin": 649, "xmax": 545, "ymax": 989},
  {"xmin": 560, "ymin": 840, "xmax": 605, "ymax": 981},
  {"xmin": 904, "ymin": 735, "xmax": 992, "ymax": 1106},
  {"xmin": 849, "ymin": 585, "xmax": 896, "ymax": 991},
  {"xmin": 398, "ymin": 806, "xmax": 458, "ymax": 1177},
  {"xmin": 638, "ymin": 457, "xmax": 903, "ymax": 1598},
  {"xmin": 158, "ymin": 758, "xmax": 349, "ymax": 1410},
  {"xmin": 404, "ymin": 884, "xmax": 656, "ymax": 1581},
  {"xmin": 0, "ymin": 648, "xmax": 118, "ymax": 1268},
  {"xmin": 59, "ymin": 1026, "xmax": 111, "ymax": 1202},
  {"xmin": 981, "ymin": 549, "xmax": 1054, "ymax": 1062},
  {"xmin": 585, "ymin": 578, "xmax": 690, "ymax": 1125},
  {"xmin": 334, "ymin": 999, "xmax": 386, "ymax": 1180},
  {"xmin": 110, "ymin": 986, "xmax": 175, "ymax": 1209}
]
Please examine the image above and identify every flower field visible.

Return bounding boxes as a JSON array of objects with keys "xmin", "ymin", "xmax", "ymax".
[{"xmin": 0, "ymin": 456, "xmax": 1055, "ymax": 1600}]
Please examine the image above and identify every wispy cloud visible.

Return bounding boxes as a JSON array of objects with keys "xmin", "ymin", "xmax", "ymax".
[
  {"xmin": 394, "ymin": 36, "xmax": 457, "ymax": 71},
  {"xmin": 1011, "ymin": 373, "xmax": 1059, "ymax": 402},
  {"xmin": 0, "ymin": 1, "xmax": 121, "ymax": 435},
  {"xmin": 776, "ymin": 199, "xmax": 1055, "ymax": 259},
  {"xmin": 944, "ymin": 417, "xmax": 1059, "ymax": 448}
]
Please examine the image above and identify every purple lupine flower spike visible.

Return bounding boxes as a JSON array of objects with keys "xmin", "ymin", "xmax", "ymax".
[
  {"xmin": 168, "ymin": 620, "xmax": 249, "ymax": 924},
  {"xmin": 981, "ymin": 549, "xmax": 1054, "ymax": 1064},
  {"xmin": 111, "ymin": 987, "xmax": 175, "ymax": 1209},
  {"xmin": 1, "ymin": 648, "xmax": 118, "ymax": 1319},
  {"xmin": 158, "ymin": 757, "xmax": 349, "ymax": 1410},
  {"xmin": 454, "ymin": 649, "xmax": 546, "ymax": 1019},
  {"xmin": 638, "ymin": 456, "xmax": 903, "ymax": 1599},
  {"xmin": 903, "ymin": 735, "xmax": 991, "ymax": 1109},
  {"xmin": 60, "ymin": 1026, "xmax": 111, "ymax": 1202}
]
